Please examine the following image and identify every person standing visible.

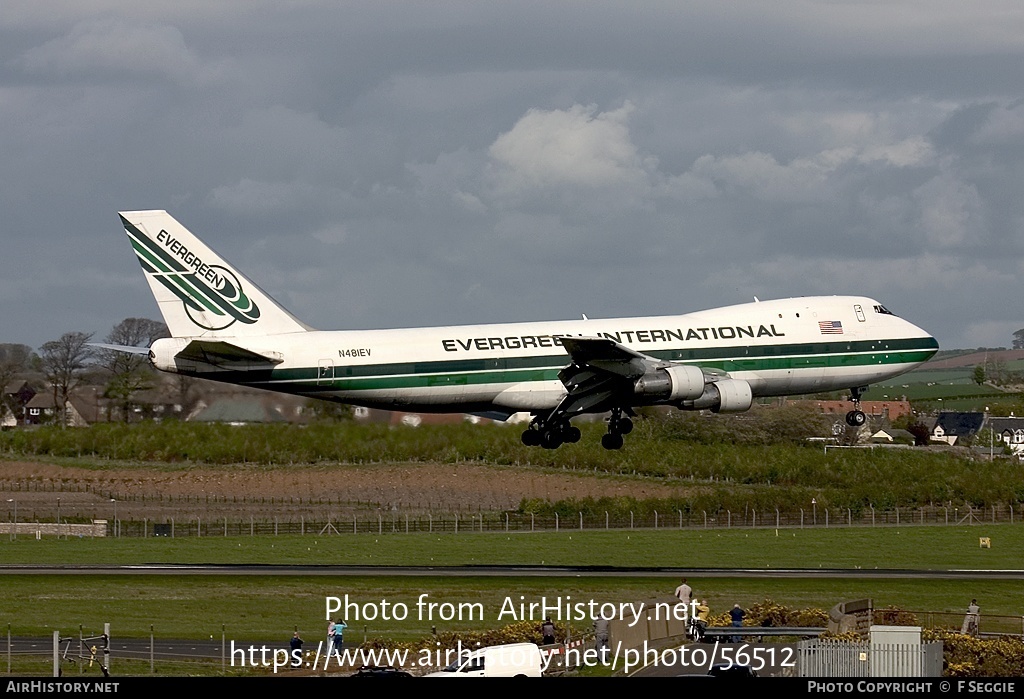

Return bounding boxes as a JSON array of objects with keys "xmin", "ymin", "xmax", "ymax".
[
  {"xmin": 541, "ymin": 618, "xmax": 556, "ymax": 645},
  {"xmin": 333, "ymin": 619, "xmax": 347, "ymax": 651},
  {"xmin": 289, "ymin": 632, "xmax": 304, "ymax": 668},
  {"xmin": 961, "ymin": 599, "xmax": 980, "ymax": 636},
  {"xmin": 674, "ymin": 578, "xmax": 692, "ymax": 606},
  {"xmin": 729, "ymin": 604, "xmax": 746, "ymax": 643},
  {"xmin": 593, "ymin": 616, "xmax": 610, "ymax": 655}
]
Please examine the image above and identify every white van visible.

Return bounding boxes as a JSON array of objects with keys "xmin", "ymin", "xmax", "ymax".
[{"xmin": 424, "ymin": 642, "xmax": 544, "ymax": 678}]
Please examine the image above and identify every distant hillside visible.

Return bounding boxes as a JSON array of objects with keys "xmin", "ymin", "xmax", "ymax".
[{"xmin": 926, "ymin": 349, "xmax": 1024, "ymax": 370}]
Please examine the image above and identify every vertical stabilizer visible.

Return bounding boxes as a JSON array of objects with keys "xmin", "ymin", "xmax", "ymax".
[{"xmin": 120, "ymin": 210, "xmax": 311, "ymax": 338}]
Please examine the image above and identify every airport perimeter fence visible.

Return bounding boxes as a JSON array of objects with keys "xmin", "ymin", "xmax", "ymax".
[{"xmin": 4, "ymin": 501, "xmax": 1020, "ymax": 539}]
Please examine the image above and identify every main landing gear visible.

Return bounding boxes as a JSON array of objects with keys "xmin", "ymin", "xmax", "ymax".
[
  {"xmin": 600, "ymin": 407, "xmax": 633, "ymax": 451},
  {"xmin": 521, "ymin": 419, "xmax": 581, "ymax": 450},
  {"xmin": 845, "ymin": 386, "xmax": 868, "ymax": 427},
  {"xmin": 520, "ymin": 406, "xmax": 635, "ymax": 450}
]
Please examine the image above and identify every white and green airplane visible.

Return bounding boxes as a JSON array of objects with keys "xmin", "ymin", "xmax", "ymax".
[{"xmin": 115, "ymin": 210, "xmax": 938, "ymax": 450}]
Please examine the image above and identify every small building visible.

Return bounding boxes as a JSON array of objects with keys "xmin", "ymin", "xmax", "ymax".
[
  {"xmin": 930, "ymin": 412, "xmax": 986, "ymax": 446},
  {"xmin": 987, "ymin": 416, "xmax": 1024, "ymax": 456}
]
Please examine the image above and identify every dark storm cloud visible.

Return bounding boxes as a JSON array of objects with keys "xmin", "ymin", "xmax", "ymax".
[{"xmin": 2, "ymin": 1, "xmax": 1023, "ymax": 350}]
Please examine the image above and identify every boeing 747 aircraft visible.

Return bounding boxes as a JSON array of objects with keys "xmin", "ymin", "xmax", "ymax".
[{"xmin": 111, "ymin": 210, "xmax": 938, "ymax": 450}]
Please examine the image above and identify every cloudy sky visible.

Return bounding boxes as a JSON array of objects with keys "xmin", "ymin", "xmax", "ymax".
[{"xmin": 2, "ymin": 1, "xmax": 1023, "ymax": 351}]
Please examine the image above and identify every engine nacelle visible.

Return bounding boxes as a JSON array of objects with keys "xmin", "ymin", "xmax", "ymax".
[
  {"xmin": 684, "ymin": 378, "xmax": 753, "ymax": 413},
  {"xmin": 633, "ymin": 364, "xmax": 706, "ymax": 402}
]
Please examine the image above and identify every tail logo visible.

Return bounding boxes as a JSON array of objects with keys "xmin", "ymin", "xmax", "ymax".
[{"xmin": 125, "ymin": 220, "xmax": 261, "ymax": 331}]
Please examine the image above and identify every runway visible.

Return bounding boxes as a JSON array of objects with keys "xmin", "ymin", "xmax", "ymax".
[{"xmin": 2, "ymin": 564, "xmax": 1023, "ymax": 578}]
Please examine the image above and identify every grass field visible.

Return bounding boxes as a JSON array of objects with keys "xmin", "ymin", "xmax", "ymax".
[
  {"xmin": 2, "ymin": 525, "xmax": 1024, "ymax": 569},
  {"xmin": 2, "ymin": 526, "xmax": 1023, "ymax": 642},
  {"xmin": 3, "ymin": 574, "xmax": 1023, "ymax": 642}
]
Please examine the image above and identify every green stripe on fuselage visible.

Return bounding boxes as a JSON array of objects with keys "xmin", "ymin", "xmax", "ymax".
[{"xmin": 193, "ymin": 337, "xmax": 938, "ymax": 395}]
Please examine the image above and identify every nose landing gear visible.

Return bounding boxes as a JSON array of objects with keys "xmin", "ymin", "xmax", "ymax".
[{"xmin": 845, "ymin": 386, "xmax": 868, "ymax": 427}]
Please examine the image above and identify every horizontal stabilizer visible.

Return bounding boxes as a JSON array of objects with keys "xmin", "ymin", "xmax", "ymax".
[
  {"xmin": 176, "ymin": 340, "xmax": 283, "ymax": 366},
  {"xmin": 88, "ymin": 343, "xmax": 151, "ymax": 355}
]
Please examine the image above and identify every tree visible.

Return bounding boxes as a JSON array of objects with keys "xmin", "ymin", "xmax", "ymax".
[
  {"xmin": 0, "ymin": 344, "xmax": 35, "ymax": 420},
  {"xmin": 973, "ymin": 365, "xmax": 986, "ymax": 386},
  {"xmin": 1014, "ymin": 329, "xmax": 1024, "ymax": 350},
  {"xmin": 39, "ymin": 332, "xmax": 94, "ymax": 427},
  {"xmin": 98, "ymin": 318, "xmax": 169, "ymax": 422}
]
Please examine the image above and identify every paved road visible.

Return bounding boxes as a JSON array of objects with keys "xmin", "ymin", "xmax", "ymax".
[{"xmin": 2, "ymin": 564, "xmax": 1023, "ymax": 578}]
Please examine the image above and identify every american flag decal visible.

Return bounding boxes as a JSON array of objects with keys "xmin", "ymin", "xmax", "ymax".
[{"xmin": 818, "ymin": 320, "xmax": 843, "ymax": 334}]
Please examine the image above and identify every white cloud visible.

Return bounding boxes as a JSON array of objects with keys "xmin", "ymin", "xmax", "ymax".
[{"xmin": 487, "ymin": 103, "xmax": 655, "ymax": 200}]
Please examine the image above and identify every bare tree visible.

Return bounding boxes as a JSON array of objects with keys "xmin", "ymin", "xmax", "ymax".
[
  {"xmin": 39, "ymin": 332, "xmax": 94, "ymax": 427},
  {"xmin": 99, "ymin": 318, "xmax": 169, "ymax": 422},
  {"xmin": 0, "ymin": 344, "xmax": 35, "ymax": 420}
]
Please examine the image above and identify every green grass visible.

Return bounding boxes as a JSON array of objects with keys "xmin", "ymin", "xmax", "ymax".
[
  {"xmin": 2, "ymin": 525, "xmax": 1024, "ymax": 569},
  {"xmin": 3, "ymin": 575, "xmax": 1023, "ymax": 641},
  {"xmin": 3, "ymin": 528, "xmax": 1023, "ymax": 676}
]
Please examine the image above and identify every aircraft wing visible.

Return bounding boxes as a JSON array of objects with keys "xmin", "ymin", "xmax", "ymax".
[
  {"xmin": 175, "ymin": 340, "xmax": 283, "ymax": 367},
  {"xmin": 554, "ymin": 336, "xmax": 665, "ymax": 416}
]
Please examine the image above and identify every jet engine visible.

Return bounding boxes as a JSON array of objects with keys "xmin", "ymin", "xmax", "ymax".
[
  {"xmin": 633, "ymin": 364, "xmax": 706, "ymax": 401},
  {"xmin": 682, "ymin": 378, "xmax": 753, "ymax": 413}
]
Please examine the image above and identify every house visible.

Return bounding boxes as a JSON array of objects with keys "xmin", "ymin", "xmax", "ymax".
[
  {"xmin": 24, "ymin": 391, "xmax": 101, "ymax": 427},
  {"xmin": 809, "ymin": 400, "xmax": 913, "ymax": 423},
  {"xmin": 2, "ymin": 380, "xmax": 36, "ymax": 426},
  {"xmin": 986, "ymin": 416, "xmax": 1024, "ymax": 456},
  {"xmin": 930, "ymin": 412, "xmax": 986, "ymax": 446}
]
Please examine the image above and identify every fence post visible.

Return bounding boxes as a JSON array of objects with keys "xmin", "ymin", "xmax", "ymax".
[
  {"xmin": 555, "ymin": 513, "xmax": 558, "ymax": 532},
  {"xmin": 455, "ymin": 513, "xmax": 459, "ymax": 534},
  {"xmin": 800, "ymin": 509, "xmax": 804, "ymax": 528},
  {"xmin": 505, "ymin": 513, "xmax": 509, "ymax": 532},
  {"xmin": 605, "ymin": 511, "xmax": 608, "ymax": 530},
  {"xmin": 776, "ymin": 508, "xmax": 780, "ymax": 528},
  {"xmin": 678, "ymin": 510, "xmax": 682, "ymax": 529},
  {"xmin": 654, "ymin": 511, "xmax": 658, "ymax": 529},
  {"xmin": 703, "ymin": 511, "xmax": 707, "ymax": 528},
  {"xmin": 579, "ymin": 512, "xmax": 583, "ymax": 531},
  {"xmin": 171, "ymin": 517, "xmax": 174, "ymax": 538},
  {"xmin": 531, "ymin": 513, "xmax": 534, "ymax": 532},
  {"xmin": 630, "ymin": 511, "xmax": 634, "ymax": 529},
  {"xmin": 870, "ymin": 505, "xmax": 875, "ymax": 527}
]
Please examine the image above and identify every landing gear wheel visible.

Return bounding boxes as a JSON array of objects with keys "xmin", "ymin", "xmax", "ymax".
[
  {"xmin": 845, "ymin": 410, "xmax": 866, "ymax": 427},
  {"xmin": 601, "ymin": 433, "xmax": 624, "ymax": 450},
  {"xmin": 541, "ymin": 430, "xmax": 563, "ymax": 450},
  {"xmin": 565, "ymin": 426, "xmax": 582, "ymax": 443},
  {"xmin": 617, "ymin": 417, "xmax": 633, "ymax": 435},
  {"xmin": 521, "ymin": 429, "xmax": 541, "ymax": 447}
]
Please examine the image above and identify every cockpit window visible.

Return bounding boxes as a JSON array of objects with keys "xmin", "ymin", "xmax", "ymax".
[{"xmin": 873, "ymin": 305, "xmax": 897, "ymax": 316}]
